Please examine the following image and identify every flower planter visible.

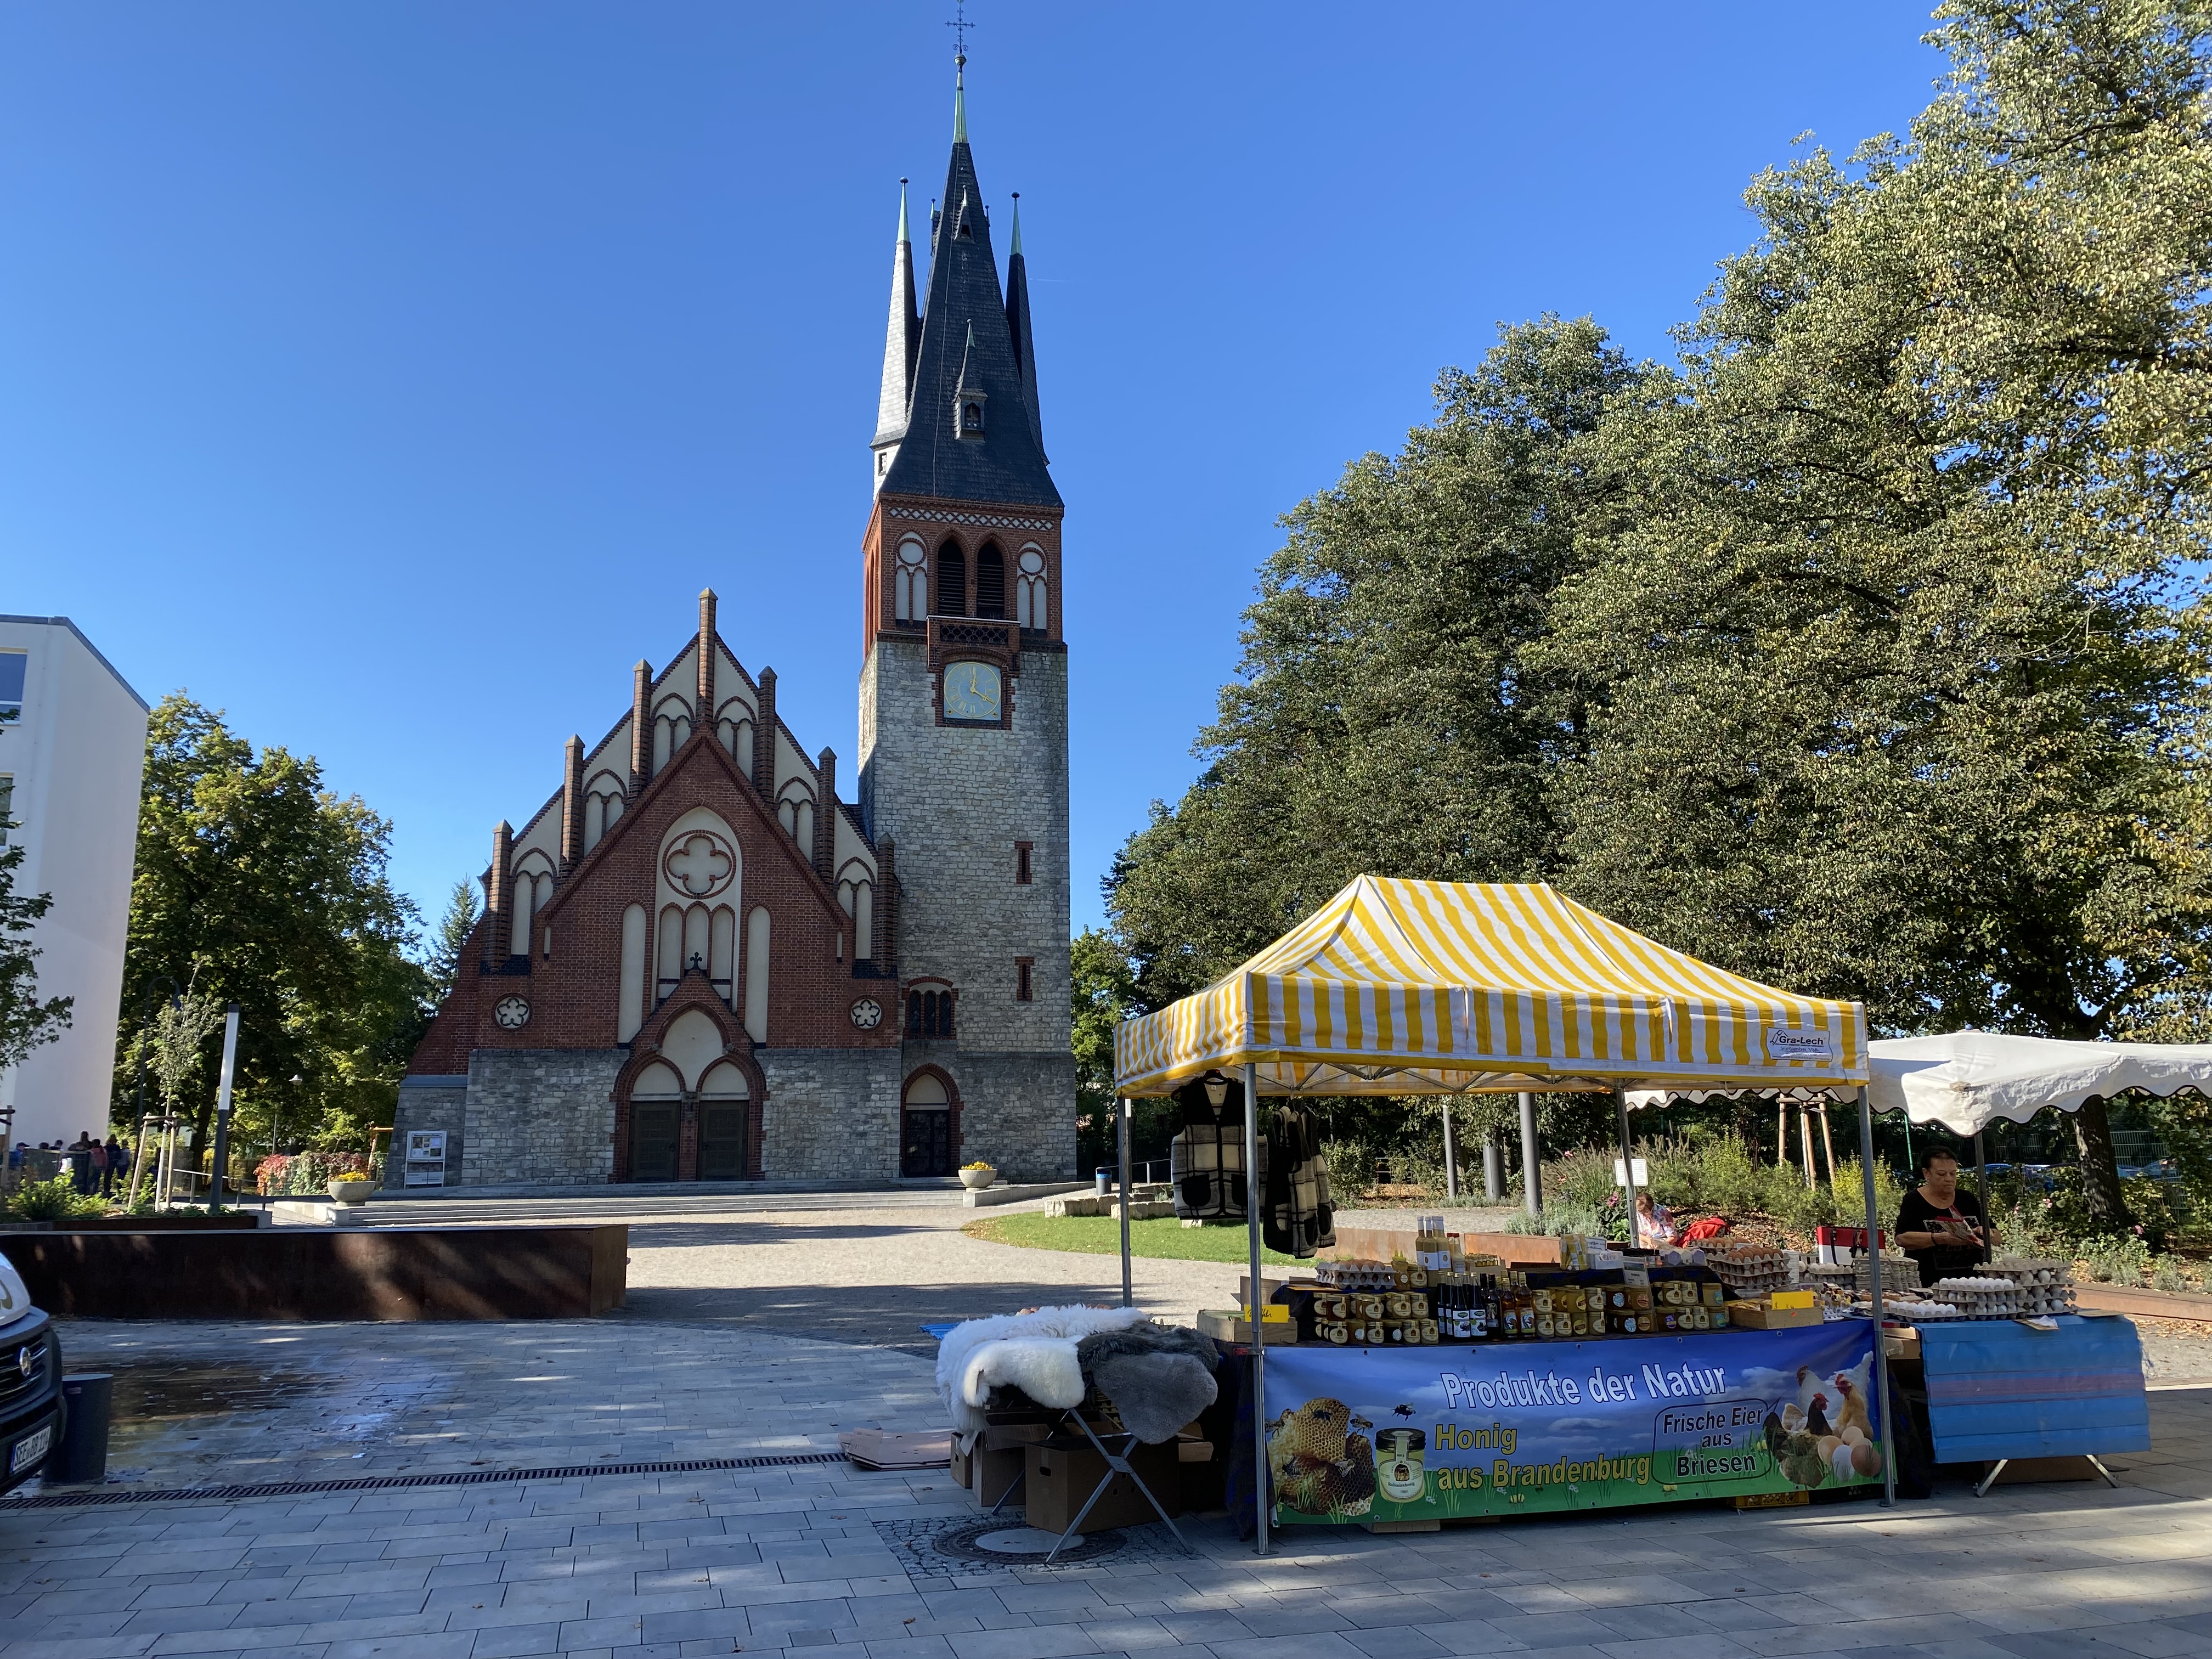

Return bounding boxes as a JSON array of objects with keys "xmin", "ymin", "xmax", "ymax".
[
  {"xmin": 958, "ymin": 1167, "xmax": 997, "ymax": 1191},
  {"xmin": 328, "ymin": 1179, "xmax": 374, "ymax": 1206}
]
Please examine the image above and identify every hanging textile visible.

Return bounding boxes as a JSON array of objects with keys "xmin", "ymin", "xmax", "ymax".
[
  {"xmin": 1262, "ymin": 1102, "xmax": 1335, "ymax": 1258},
  {"xmin": 1170, "ymin": 1074, "xmax": 1260, "ymax": 1220}
]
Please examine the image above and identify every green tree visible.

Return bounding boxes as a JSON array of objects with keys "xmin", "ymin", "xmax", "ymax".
[
  {"xmin": 425, "ymin": 878, "xmax": 480, "ymax": 1003},
  {"xmin": 1544, "ymin": 0, "xmax": 2212, "ymax": 1229},
  {"xmin": 119, "ymin": 696, "xmax": 433, "ymax": 1160},
  {"xmin": 0, "ymin": 810, "xmax": 71, "ymax": 1075}
]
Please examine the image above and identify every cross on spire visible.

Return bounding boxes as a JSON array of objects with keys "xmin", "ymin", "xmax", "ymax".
[{"xmin": 945, "ymin": 2, "xmax": 974, "ymax": 63}]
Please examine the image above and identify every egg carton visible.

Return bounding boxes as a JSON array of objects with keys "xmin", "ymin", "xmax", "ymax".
[
  {"xmin": 1879, "ymin": 1296, "xmax": 1966, "ymax": 1321},
  {"xmin": 1710, "ymin": 1245, "xmax": 1792, "ymax": 1294},
  {"xmin": 1931, "ymin": 1277, "xmax": 2023, "ymax": 1318},
  {"xmin": 1856, "ymin": 1256, "xmax": 1921, "ymax": 1297}
]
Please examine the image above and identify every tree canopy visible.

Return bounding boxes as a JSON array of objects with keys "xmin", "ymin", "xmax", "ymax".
[
  {"xmin": 1102, "ymin": 0, "xmax": 2212, "ymax": 1228},
  {"xmin": 118, "ymin": 695, "xmax": 433, "ymax": 1158}
]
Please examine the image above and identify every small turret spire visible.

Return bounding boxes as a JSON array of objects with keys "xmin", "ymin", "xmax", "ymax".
[
  {"xmin": 897, "ymin": 177, "xmax": 910, "ymax": 245},
  {"xmin": 871, "ymin": 176, "xmax": 921, "ymax": 484},
  {"xmin": 1009, "ymin": 191, "xmax": 1022, "ymax": 256},
  {"xmin": 953, "ymin": 53, "xmax": 968, "ymax": 145}
]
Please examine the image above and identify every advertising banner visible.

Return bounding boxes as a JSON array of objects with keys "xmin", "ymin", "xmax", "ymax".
[{"xmin": 1264, "ymin": 1319, "xmax": 1883, "ymax": 1524}]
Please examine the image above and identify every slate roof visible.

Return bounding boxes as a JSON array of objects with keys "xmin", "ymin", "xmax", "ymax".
[{"xmin": 879, "ymin": 95, "xmax": 1062, "ymax": 513}]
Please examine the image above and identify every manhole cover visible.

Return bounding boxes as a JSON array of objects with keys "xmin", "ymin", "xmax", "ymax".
[{"xmin": 929, "ymin": 1516, "xmax": 1124, "ymax": 1565}]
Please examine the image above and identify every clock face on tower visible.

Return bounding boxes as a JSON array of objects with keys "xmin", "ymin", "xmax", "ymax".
[{"xmin": 942, "ymin": 661, "xmax": 1002, "ymax": 724}]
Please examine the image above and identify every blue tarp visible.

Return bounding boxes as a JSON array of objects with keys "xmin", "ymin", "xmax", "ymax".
[{"xmin": 1920, "ymin": 1313, "xmax": 2149, "ymax": 1464}]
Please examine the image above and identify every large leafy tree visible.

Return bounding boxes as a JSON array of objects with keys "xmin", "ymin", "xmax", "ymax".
[
  {"xmin": 1102, "ymin": 0, "xmax": 2212, "ymax": 1231},
  {"xmin": 1545, "ymin": 0, "xmax": 2212, "ymax": 1227},
  {"xmin": 119, "ymin": 696, "xmax": 433, "ymax": 1159}
]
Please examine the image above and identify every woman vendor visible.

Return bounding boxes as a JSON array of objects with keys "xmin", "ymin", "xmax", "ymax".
[{"xmin": 1893, "ymin": 1147, "xmax": 1995, "ymax": 1286}]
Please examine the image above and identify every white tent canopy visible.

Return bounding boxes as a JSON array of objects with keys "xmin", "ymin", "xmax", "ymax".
[{"xmin": 1627, "ymin": 1030, "xmax": 2212, "ymax": 1137}]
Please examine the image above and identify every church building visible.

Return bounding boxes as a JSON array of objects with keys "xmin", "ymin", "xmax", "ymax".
[{"xmin": 396, "ymin": 58, "xmax": 1075, "ymax": 1188}]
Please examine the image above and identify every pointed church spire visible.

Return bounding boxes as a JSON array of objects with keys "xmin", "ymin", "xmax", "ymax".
[
  {"xmin": 871, "ymin": 177, "xmax": 919, "ymax": 485},
  {"xmin": 876, "ymin": 54, "xmax": 1060, "ymax": 510},
  {"xmin": 1004, "ymin": 192, "xmax": 1045, "ymax": 462}
]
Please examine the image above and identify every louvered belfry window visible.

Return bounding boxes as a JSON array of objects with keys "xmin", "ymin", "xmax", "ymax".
[{"xmin": 975, "ymin": 543, "xmax": 1006, "ymax": 618}]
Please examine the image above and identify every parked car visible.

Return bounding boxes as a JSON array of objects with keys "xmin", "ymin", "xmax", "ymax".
[{"xmin": 0, "ymin": 1252, "xmax": 62, "ymax": 1494}]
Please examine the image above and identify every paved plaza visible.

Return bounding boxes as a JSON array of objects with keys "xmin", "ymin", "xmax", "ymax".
[{"xmin": 6, "ymin": 1195, "xmax": 2212, "ymax": 1659}]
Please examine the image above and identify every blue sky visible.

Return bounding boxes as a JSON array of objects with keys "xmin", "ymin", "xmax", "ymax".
[{"xmin": 2, "ymin": 3, "xmax": 1944, "ymax": 941}]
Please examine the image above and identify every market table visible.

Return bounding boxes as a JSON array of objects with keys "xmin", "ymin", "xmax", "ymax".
[
  {"xmin": 1916, "ymin": 1312, "xmax": 2148, "ymax": 1492},
  {"xmin": 1220, "ymin": 1317, "xmax": 1888, "ymax": 1532}
]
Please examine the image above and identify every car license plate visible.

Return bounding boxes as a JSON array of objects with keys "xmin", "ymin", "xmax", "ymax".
[{"xmin": 9, "ymin": 1422, "xmax": 52, "ymax": 1474}]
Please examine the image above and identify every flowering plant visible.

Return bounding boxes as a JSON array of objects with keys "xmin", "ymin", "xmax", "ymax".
[{"xmin": 961, "ymin": 1159, "xmax": 995, "ymax": 1171}]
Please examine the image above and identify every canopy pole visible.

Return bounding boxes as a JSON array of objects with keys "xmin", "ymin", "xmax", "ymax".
[
  {"xmin": 1483, "ymin": 1131, "xmax": 1504, "ymax": 1204},
  {"xmin": 1974, "ymin": 1130, "xmax": 1990, "ymax": 1265},
  {"xmin": 1778, "ymin": 1098, "xmax": 1788, "ymax": 1170},
  {"xmin": 1518, "ymin": 1091, "xmax": 1541, "ymax": 1216},
  {"xmin": 1243, "ymin": 1061, "xmax": 1268, "ymax": 1556},
  {"xmin": 1798, "ymin": 1105, "xmax": 1818, "ymax": 1191},
  {"xmin": 1441, "ymin": 1102, "xmax": 1458, "ymax": 1200},
  {"xmin": 1118, "ymin": 1098, "xmax": 1133, "ymax": 1308},
  {"xmin": 1613, "ymin": 1086, "xmax": 1640, "ymax": 1244},
  {"xmin": 1857, "ymin": 1085, "xmax": 1897, "ymax": 1508},
  {"xmin": 1816, "ymin": 1101, "xmax": 1838, "ymax": 1186}
]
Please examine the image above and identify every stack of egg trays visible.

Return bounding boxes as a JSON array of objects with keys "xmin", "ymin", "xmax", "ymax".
[
  {"xmin": 1854, "ymin": 1255, "xmax": 1921, "ymax": 1297},
  {"xmin": 1984, "ymin": 1259, "xmax": 2076, "ymax": 1316},
  {"xmin": 1710, "ymin": 1245, "xmax": 1790, "ymax": 1294},
  {"xmin": 1930, "ymin": 1276, "xmax": 2023, "ymax": 1318}
]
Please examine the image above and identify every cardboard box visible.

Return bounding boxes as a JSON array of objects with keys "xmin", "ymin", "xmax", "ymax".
[
  {"xmin": 1197, "ymin": 1310, "xmax": 1297, "ymax": 1344},
  {"xmin": 1023, "ymin": 1438, "xmax": 1182, "ymax": 1535},
  {"xmin": 1727, "ymin": 1300, "xmax": 1822, "ymax": 1329}
]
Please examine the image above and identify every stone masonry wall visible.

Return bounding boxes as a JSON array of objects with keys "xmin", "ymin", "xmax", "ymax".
[
  {"xmin": 758, "ymin": 1048, "xmax": 905, "ymax": 1181},
  {"xmin": 461, "ymin": 1049, "xmax": 623, "ymax": 1186},
  {"xmin": 859, "ymin": 639, "xmax": 1072, "ymax": 1055},
  {"xmin": 939, "ymin": 1049, "xmax": 1077, "ymax": 1182},
  {"xmin": 387, "ymin": 1080, "xmax": 466, "ymax": 1190}
]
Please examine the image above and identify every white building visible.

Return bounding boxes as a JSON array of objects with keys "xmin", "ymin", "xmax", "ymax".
[{"xmin": 0, "ymin": 617, "xmax": 148, "ymax": 1150}]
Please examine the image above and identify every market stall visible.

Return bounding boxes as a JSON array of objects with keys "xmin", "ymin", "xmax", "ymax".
[
  {"xmin": 1626, "ymin": 1029, "xmax": 2212, "ymax": 1492},
  {"xmin": 1111, "ymin": 876, "xmax": 1891, "ymax": 1551}
]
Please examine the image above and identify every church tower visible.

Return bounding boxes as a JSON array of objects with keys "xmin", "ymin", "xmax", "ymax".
[{"xmin": 857, "ymin": 50, "xmax": 1074, "ymax": 1180}]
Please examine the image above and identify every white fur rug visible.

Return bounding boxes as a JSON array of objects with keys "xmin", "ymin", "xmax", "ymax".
[{"xmin": 933, "ymin": 1304, "xmax": 1152, "ymax": 1431}]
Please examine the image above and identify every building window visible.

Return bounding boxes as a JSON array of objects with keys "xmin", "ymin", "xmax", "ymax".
[
  {"xmin": 906, "ymin": 988, "xmax": 956, "ymax": 1039},
  {"xmin": 1015, "ymin": 957, "xmax": 1034, "ymax": 1002},
  {"xmin": 894, "ymin": 536, "xmax": 928, "ymax": 623},
  {"xmin": 1014, "ymin": 841, "xmax": 1032, "ymax": 884},
  {"xmin": 975, "ymin": 543, "xmax": 1006, "ymax": 618},
  {"xmin": 936, "ymin": 542, "xmax": 968, "ymax": 616},
  {"xmin": 1015, "ymin": 545, "xmax": 1048, "ymax": 631},
  {"xmin": 0, "ymin": 651, "xmax": 22, "ymax": 725},
  {"xmin": 0, "ymin": 774, "xmax": 12, "ymax": 845},
  {"xmin": 961, "ymin": 399, "xmax": 984, "ymax": 434}
]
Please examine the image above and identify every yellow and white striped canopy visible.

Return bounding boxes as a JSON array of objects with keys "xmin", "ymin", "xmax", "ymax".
[{"xmin": 1113, "ymin": 877, "xmax": 1869, "ymax": 1097}]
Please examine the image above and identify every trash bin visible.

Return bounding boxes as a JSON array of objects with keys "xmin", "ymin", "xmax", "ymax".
[
  {"xmin": 1094, "ymin": 1168, "xmax": 1112, "ymax": 1195},
  {"xmin": 50, "ymin": 1374, "xmax": 112, "ymax": 1485}
]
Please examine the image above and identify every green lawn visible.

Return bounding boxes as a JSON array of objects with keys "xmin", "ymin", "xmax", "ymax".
[{"xmin": 964, "ymin": 1211, "xmax": 1301, "ymax": 1265}]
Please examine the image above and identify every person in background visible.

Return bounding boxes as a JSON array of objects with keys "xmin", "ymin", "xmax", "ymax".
[
  {"xmin": 1895, "ymin": 1148, "xmax": 1996, "ymax": 1285},
  {"xmin": 88, "ymin": 1133, "xmax": 108, "ymax": 1195},
  {"xmin": 67, "ymin": 1132, "xmax": 94, "ymax": 1195},
  {"xmin": 1634, "ymin": 1190, "xmax": 1678, "ymax": 1248},
  {"xmin": 104, "ymin": 1132, "xmax": 127, "ymax": 1197}
]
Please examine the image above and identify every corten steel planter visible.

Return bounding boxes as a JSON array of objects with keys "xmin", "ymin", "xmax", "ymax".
[{"xmin": 0, "ymin": 1224, "xmax": 628, "ymax": 1320}]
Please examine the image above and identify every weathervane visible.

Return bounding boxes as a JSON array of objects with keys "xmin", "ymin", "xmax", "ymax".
[{"xmin": 946, "ymin": 2, "xmax": 974, "ymax": 64}]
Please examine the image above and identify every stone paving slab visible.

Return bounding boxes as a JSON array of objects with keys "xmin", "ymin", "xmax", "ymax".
[{"xmin": 5, "ymin": 1319, "xmax": 2212, "ymax": 1659}]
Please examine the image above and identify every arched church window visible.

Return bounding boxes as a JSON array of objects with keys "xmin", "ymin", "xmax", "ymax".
[
  {"xmin": 936, "ymin": 543, "xmax": 968, "ymax": 616},
  {"xmin": 838, "ymin": 863, "xmax": 874, "ymax": 961},
  {"xmin": 511, "ymin": 854, "xmax": 555, "ymax": 961},
  {"xmin": 975, "ymin": 543, "xmax": 1006, "ymax": 619},
  {"xmin": 905, "ymin": 987, "xmax": 956, "ymax": 1040},
  {"xmin": 776, "ymin": 783, "xmax": 815, "ymax": 855},
  {"xmin": 962, "ymin": 400, "xmax": 983, "ymax": 433},
  {"xmin": 653, "ymin": 697, "xmax": 693, "ymax": 772},
  {"xmin": 894, "ymin": 537, "xmax": 928, "ymax": 624},
  {"xmin": 584, "ymin": 771, "xmax": 626, "ymax": 853},
  {"xmin": 1015, "ymin": 545, "xmax": 1048, "ymax": 631}
]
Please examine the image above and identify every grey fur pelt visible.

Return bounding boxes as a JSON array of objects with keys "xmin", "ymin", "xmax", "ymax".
[{"xmin": 1078, "ymin": 1325, "xmax": 1221, "ymax": 1444}]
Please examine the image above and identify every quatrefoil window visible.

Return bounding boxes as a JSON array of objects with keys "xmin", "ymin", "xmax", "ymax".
[{"xmin": 662, "ymin": 831, "xmax": 736, "ymax": 898}]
